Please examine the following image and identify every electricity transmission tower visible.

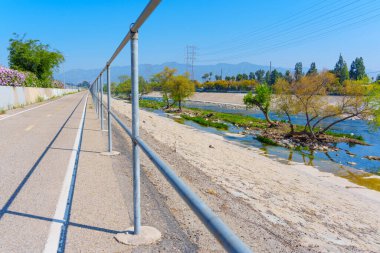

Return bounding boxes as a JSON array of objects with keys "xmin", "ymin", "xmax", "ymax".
[{"xmin": 185, "ymin": 45, "xmax": 196, "ymax": 80}]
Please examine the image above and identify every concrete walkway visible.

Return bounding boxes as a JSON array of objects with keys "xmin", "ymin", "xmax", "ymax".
[{"xmin": 0, "ymin": 92, "xmax": 195, "ymax": 252}]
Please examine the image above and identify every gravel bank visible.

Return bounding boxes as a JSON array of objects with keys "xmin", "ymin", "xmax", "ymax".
[{"xmin": 111, "ymin": 98, "xmax": 380, "ymax": 252}]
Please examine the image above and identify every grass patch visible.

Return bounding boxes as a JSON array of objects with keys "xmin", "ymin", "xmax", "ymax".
[
  {"xmin": 187, "ymin": 108, "xmax": 268, "ymax": 129},
  {"xmin": 324, "ymin": 131, "xmax": 364, "ymax": 141},
  {"xmin": 256, "ymin": 135, "xmax": 278, "ymax": 146},
  {"xmin": 180, "ymin": 114, "xmax": 228, "ymax": 130},
  {"xmin": 0, "ymin": 108, "xmax": 5, "ymax": 115},
  {"xmin": 340, "ymin": 171, "xmax": 380, "ymax": 192},
  {"xmin": 174, "ymin": 117, "xmax": 185, "ymax": 124},
  {"xmin": 139, "ymin": 99, "xmax": 166, "ymax": 110},
  {"xmin": 139, "ymin": 98, "xmax": 364, "ymax": 143},
  {"xmin": 36, "ymin": 96, "xmax": 44, "ymax": 103}
]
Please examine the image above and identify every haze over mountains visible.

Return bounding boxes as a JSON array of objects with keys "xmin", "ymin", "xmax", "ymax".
[{"xmin": 55, "ymin": 62, "xmax": 290, "ymax": 84}]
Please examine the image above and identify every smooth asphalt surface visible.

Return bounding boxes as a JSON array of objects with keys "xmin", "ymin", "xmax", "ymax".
[
  {"xmin": 0, "ymin": 92, "xmax": 87, "ymax": 252},
  {"xmin": 0, "ymin": 92, "xmax": 198, "ymax": 253}
]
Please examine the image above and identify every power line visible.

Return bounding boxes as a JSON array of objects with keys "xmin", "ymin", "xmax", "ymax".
[
  {"xmin": 199, "ymin": 0, "xmax": 374, "ymax": 58},
  {"xmin": 198, "ymin": 3, "xmax": 380, "ymax": 63},
  {"xmin": 200, "ymin": 0, "xmax": 331, "ymax": 51}
]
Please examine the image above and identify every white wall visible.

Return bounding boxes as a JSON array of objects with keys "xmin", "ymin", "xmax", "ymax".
[{"xmin": 0, "ymin": 86, "xmax": 79, "ymax": 109}]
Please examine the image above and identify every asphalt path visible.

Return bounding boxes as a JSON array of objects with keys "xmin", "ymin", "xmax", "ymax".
[{"xmin": 0, "ymin": 92, "xmax": 87, "ymax": 252}]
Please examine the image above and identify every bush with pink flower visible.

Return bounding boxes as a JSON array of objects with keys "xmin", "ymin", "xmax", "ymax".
[{"xmin": 0, "ymin": 66, "xmax": 26, "ymax": 86}]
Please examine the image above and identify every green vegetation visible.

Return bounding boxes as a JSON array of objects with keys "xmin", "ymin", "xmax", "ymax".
[
  {"xmin": 324, "ymin": 131, "xmax": 364, "ymax": 141},
  {"xmin": 139, "ymin": 99, "xmax": 166, "ymax": 110},
  {"xmin": 150, "ymin": 67, "xmax": 195, "ymax": 111},
  {"xmin": 256, "ymin": 135, "xmax": 278, "ymax": 146},
  {"xmin": 8, "ymin": 34, "xmax": 64, "ymax": 88},
  {"xmin": 180, "ymin": 114, "xmax": 228, "ymax": 130},
  {"xmin": 167, "ymin": 74, "xmax": 195, "ymax": 110},
  {"xmin": 294, "ymin": 145, "xmax": 310, "ymax": 151},
  {"xmin": 339, "ymin": 171, "xmax": 380, "ymax": 192},
  {"xmin": 36, "ymin": 96, "xmax": 44, "ymax": 103},
  {"xmin": 138, "ymin": 99, "xmax": 366, "ymax": 142},
  {"xmin": 190, "ymin": 109, "xmax": 267, "ymax": 129},
  {"xmin": 0, "ymin": 109, "xmax": 5, "ymax": 115},
  {"xmin": 274, "ymin": 71, "xmax": 379, "ymax": 140},
  {"xmin": 243, "ymin": 83, "xmax": 274, "ymax": 126},
  {"xmin": 173, "ymin": 117, "xmax": 185, "ymax": 124}
]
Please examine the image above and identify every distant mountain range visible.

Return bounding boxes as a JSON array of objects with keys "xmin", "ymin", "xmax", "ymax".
[{"xmin": 54, "ymin": 62, "xmax": 291, "ymax": 84}]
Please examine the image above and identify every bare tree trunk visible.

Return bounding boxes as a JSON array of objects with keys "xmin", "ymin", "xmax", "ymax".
[
  {"xmin": 285, "ymin": 112, "xmax": 294, "ymax": 133},
  {"xmin": 320, "ymin": 114, "xmax": 358, "ymax": 134},
  {"xmin": 312, "ymin": 114, "xmax": 339, "ymax": 130},
  {"xmin": 263, "ymin": 110, "xmax": 275, "ymax": 126},
  {"xmin": 305, "ymin": 111, "xmax": 317, "ymax": 139}
]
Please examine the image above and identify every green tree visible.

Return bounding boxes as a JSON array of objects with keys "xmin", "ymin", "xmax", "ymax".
[
  {"xmin": 243, "ymin": 83, "xmax": 274, "ymax": 126},
  {"xmin": 214, "ymin": 75, "xmax": 222, "ymax": 80},
  {"xmin": 202, "ymin": 73, "xmax": 210, "ymax": 82},
  {"xmin": 376, "ymin": 74, "xmax": 380, "ymax": 82},
  {"xmin": 284, "ymin": 70, "xmax": 293, "ymax": 83},
  {"xmin": 236, "ymin": 74, "xmax": 243, "ymax": 81},
  {"xmin": 115, "ymin": 75, "xmax": 131, "ymax": 95},
  {"xmin": 151, "ymin": 67, "xmax": 177, "ymax": 108},
  {"xmin": 306, "ymin": 62, "xmax": 317, "ymax": 76},
  {"xmin": 349, "ymin": 57, "xmax": 367, "ymax": 80},
  {"xmin": 265, "ymin": 70, "xmax": 271, "ymax": 84},
  {"xmin": 242, "ymin": 73, "xmax": 248, "ymax": 80},
  {"xmin": 270, "ymin": 69, "xmax": 280, "ymax": 85},
  {"xmin": 8, "ymin": 34, "xmax": 64, "ymax": 87},
  {"xmin": 294, "ymin": 62, "xmax": 303, "ymax": 81},
  {"xmin": 139, "ymin": 76, "xmax": 151, "ymax": 94},
  {"xmin": 249, "ymin": 72, "xmax": 255, "ymax": 80},
  {"xmin": 168, "ymin": 74, "xmax": 195, "ymax": 111},
  {"xmin": 334, "ymin": 54, "xmax": 349, "ymax": 84},
  {"xmin": 255, "ymin": 69, "xmax": 265, "ymax": 83}
]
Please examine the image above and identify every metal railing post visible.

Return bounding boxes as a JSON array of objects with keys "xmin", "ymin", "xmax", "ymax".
[
  {"xmin": 107, "ymin": 65, "xmax": 112, "ymax": 152},
  {"xmin": 97, "ymin": 78, "xmax": 100, "ymax": 119},
  {"xmin": 96, "ymin": 79, "xmax": 99, "ymax": 117},
  {"xmin": 100, "ymin": 74, "xmax": 104, "ymax": 130},
  {"xmin": 131, "ymin": 30, "xmax": 141, "ymax": 235}
]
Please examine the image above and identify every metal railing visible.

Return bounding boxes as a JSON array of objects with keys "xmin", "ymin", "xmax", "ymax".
[{"xmin": 88, "ymin": 1, "xmax": 252, "ymax": 252}]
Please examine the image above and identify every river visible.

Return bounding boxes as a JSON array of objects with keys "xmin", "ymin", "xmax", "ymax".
[{"xmin": 142, "ymin": 97, "xmax": 380, "ymax": 177}]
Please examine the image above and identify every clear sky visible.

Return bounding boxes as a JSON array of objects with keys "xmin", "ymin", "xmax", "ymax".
[{"xmin": 1, "ymin": 0, "xmax": 380, "ymax": 74}]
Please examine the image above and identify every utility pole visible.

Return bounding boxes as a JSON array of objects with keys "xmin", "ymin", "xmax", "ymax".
[
  {"xmin": 220, "ymin": 68, "xmax": 223, "ymax": 80},
  {"xmin": 270, "ymin": 61, "xmax": 272, "ymax": 73},
  {"xmin": 185, "ymin": 45, "xmax": 196, "ymax": 80}
]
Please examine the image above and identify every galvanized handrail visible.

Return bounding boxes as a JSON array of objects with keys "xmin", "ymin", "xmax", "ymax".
[{"xmin": 88, "ymin": 1, "xmax": 252, "ymax": 252}]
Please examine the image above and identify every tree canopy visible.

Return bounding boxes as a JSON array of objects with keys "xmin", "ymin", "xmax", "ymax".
[
  {"xmin": 8, "ymin": 34, "xmax": 64, "ymax": 86},
  {"xmin": 334, "ymin": 54, "xmax": 350, "ymax": 84},
  {"xmin": 243, "ymin": 83, "xmax": 274, "ymax": 126},
  {"xmin": 349, "ymin": 57, "xmax": 367, "ymax": 80}
]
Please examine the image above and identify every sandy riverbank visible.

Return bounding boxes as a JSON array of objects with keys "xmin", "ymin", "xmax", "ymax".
[{"xmin": 111, "ymin": 98, "xmax": 380, "ymax": 252}]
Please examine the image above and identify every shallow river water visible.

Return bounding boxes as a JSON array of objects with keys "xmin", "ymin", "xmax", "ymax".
[{"xmin": 143, "ymin": 98, "xmax": 380, "ymax": 176}]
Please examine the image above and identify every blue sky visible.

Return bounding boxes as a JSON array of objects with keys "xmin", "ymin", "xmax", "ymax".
[{"xmin": 1, "ymin": 0, "xmax": 380, "ymax": 74}]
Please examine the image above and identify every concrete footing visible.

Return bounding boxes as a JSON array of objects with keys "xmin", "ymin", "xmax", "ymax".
[
  {"xmin": 115, "ymin": 226, "xmax": 161, "ymax": 246},
  {"xmin": 100, "ymin": 151, "xmax": 120, "ymax": 156}
]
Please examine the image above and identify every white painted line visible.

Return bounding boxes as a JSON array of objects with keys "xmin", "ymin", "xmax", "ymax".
[
  {"xmin": 43, "ymin": 96, "xmax": 88, "ymax": 253},
  {"xmin": 24, "ymin": 124, "xmax": 35, "ymax": 131},
  {"xmin": 0, "ymin": 96, "xmax": 66, "ymax": 122}
]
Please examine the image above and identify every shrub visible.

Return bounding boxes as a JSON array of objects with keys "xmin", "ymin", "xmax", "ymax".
[
  {"xmin": 180, "ymin": 114, "xmax": 228, "ymax": 130},
  {"xmin": 0, "ymin": 66, "xmax": 26, "ymax": 86},
  {"xmin": 256, "ymin": 135, "xmax": 278, "ymax": 146},
  {"xmin": 23, "ymin": 72, "xmax": 39, "ymax": 87}
]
